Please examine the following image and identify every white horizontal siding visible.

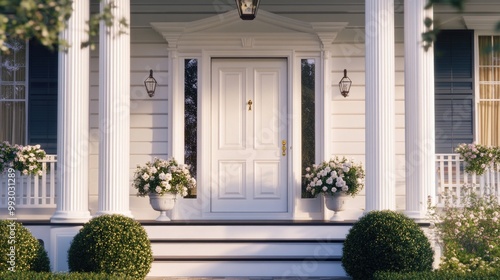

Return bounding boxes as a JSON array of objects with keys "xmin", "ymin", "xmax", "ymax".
[{"xmin": 85, "ymin": 1, "xmax": 500, "ymax": 216}]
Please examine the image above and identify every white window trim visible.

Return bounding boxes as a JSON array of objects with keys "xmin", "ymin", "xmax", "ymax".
[{"xmin": 473, "ymin": 31, "xmax": 500, "ymax": 144}]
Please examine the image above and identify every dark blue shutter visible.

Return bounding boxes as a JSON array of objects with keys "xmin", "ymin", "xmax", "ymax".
[
  {"xmin": 434, "ymin": 30, "xmax": 474, "ymax": 153},
  {"xmin": 28, "ymin": 41, "xmax": 58, "ymax": 154}
]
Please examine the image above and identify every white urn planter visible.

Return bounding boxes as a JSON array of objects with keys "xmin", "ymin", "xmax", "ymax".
[
  {"xmin": 325, "ymin": 193, "xmax": 349, "ymax": 221},
  {"xmin": 148, "ymin": 193, "xmax": 176, "ymax": 221}
]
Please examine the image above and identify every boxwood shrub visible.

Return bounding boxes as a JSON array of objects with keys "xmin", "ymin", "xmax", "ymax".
[
  {"xmin": 342, "ymin": 210, "xmax": 434, "ymax": 280},
  {"xmin": 68, "ymin": 215, "xmax": 153, "ymax": 279},
  {"xmin": 374, "ymin": 269, "xmax": 500, "ymax": 280},
  {"xmin": 0, "ymin": 220, "xmax": 50, "ymax": 272},
  {"xmin": 0, "ymin": 272, "xmax": 133, "ymax": 279}
]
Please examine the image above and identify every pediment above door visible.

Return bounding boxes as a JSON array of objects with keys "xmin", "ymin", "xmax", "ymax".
[{"xmin": 151, "ymin": 10, "xmax": 347, "ymax": 49}]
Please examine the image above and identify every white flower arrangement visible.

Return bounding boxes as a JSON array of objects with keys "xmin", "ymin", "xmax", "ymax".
[
  {"xmin": 0, "ymin": 142, "xmax": 46, "ymax": 176},
  {"xmin": 304, "ymin": 156, "xmax": 365, "ymax": 197},
  {"xmin": 455, "ymin": 143, "xmax": 500, "ymax": 175},
  {"xmin": 133, "ymin": 157, "xmax": 196, "ymax": 197}
]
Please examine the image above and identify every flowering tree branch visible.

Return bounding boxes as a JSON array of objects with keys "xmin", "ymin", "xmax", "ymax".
[
  {"xmin": 423, "ymin": 0, "xmax": 500, "ymax": 51},
  {"xmin": 0, "ymin": 0, "xmax": 128, "ymax": 54}
]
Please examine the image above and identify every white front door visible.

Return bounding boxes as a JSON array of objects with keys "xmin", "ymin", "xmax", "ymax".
[{"xmin": 211, "ymin": 58, "xmax": 288, "ymax": 213}]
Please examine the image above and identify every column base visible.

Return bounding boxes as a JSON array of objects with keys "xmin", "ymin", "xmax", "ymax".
[
  {"xmin": 404, "ymin": 210, "xmax": 428, "ymax": 221},
  {"xmin": 50, "ymin": 211, "xmax": 92, "ymax": 223},
  {"xmin": 95, "ymin": 210, "xmax": 133, "ymax": 218}
]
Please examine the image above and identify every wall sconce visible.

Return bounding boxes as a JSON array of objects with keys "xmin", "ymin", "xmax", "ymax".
[
  {"xmin": 339, "ymin": 69, "xmax": 352, "ymax": 98},
  {"xmin": 144, "ymin": 69, "xmax": 157, "ymax": 97},
  {"xmin": 235, "ymin": 0, "xmax": 260, "ymax": 20}
]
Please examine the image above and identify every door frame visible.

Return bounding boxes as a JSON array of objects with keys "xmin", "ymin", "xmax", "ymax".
[
  {"xmin": 151, "ymin": 10, "xmax": 346, "ymax": 219},
  {"xmin": 200, "ymin": 51, "xmax": 294, "ymax": 219}
]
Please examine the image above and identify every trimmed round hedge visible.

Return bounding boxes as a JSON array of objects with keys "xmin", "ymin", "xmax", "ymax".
[
  {"xmin": 342, "ymin": 210, "xmax": 434, "ymax": 280},
  {"xmin": 0, "ymin": 220, "xmax": 50, "ymax": 272},
  {"xmin": 68, "ymin": 215, "xmax": 153, "ymax": 279}
]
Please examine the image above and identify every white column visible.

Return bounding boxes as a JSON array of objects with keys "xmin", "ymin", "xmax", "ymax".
[
  {"xmin": 404, "ymin": 0, "xmax": 435, "ymax": 219},
  {"xmin": 51, "ymin": 0, "xmax": 92, "ymax": 223},
  {"xmin": 97, "ymin": 0, "xmax": 132, "ymax": 216},
  {"xmin": 365, "ymin": 0, "xmax": 396, "ymax": 211}
]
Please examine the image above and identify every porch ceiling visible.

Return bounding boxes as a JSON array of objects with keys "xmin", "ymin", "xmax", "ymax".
[{"xmin": 87, "ymin": 0, "xmax": 500, "ymax": 31}]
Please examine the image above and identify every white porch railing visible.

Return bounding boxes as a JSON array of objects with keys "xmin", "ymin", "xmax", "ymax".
[
  {"xmin": 0, "ymin": 155, "xmax": 57, "ymax": 208},
  {"xmin": 436, "ymin": 154, "xmax": 500, "ymax": 207},
  {"xmin": 2, "ymin": 153, "xmax": 499, "ymax": 210}
]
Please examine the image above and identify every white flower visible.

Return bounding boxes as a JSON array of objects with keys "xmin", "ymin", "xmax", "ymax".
[
  {"xmin": 322, "ymin": 186, "xmax": 327, "ymax": 192},
  {"xmin": 22, "ymin": 169, "xmax": 28, "ymax": 175},
  {"xmin": 159, "ymin": 172, "xmax": 167, "ymax": 180},
  {"xmin": 331, "ymin": 187, "xmax": 337, "ymax": 192},
  {"xmin": 142, "ymin": 173, "xmax": 150, "ymax": 181},
  {"xmin": 326, "ymin": 177, "xmax": 333, "ymax": 185},
  {"xmin": 155, "ymin": 186, "xmax": 162, "ymax": 193}
]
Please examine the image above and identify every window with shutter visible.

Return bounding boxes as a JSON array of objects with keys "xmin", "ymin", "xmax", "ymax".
[
  {"xmin": 434, "ymin": 30, "xmax": 475, "ymax": 153},
  {"xmin": 0, "ymin": 40, "xmax": 58, "ymax": 154}
]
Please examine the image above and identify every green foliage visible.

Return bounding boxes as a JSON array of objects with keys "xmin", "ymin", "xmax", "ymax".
[
  {"xmin": 32, "ymin": 243, "xmax": 51, "ymax": 272},
  {"xmin": 82, "ymin": 0, "xmax": 129, "ymax": 50},
  {"xmin": 68, "ymin": 215, "xmax": 153, "ymax": 279},
  {"xmin": 429, "ymin": 185, "xmax": 500, "ymax": 272},
  {"xmin": 0, "ymin": 0, "xmax": 73, "ymax": 53},
  {"xmin": 0, "ymin": 220, "xmax": 50, "ymax": 272},
  {"xmin": 342, "ymin": 210, "xmax": 434, "ymax": 280},
  {"xmin": 0, "ymin": 0, "xmax": 128, "ymax": 54},
  {"xmin": 0, "ymin": 271, "xmax": 133, "ymax": 279},
  {"xmin": 374, "ymin": 269, "xmax": 500, "ymax": 280}
]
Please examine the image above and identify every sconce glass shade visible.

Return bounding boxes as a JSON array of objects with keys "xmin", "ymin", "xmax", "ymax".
[
  {"xmin": 235, "ymin": 0, "xmax": 260, "ymax": 20},
  {"xmin": 144, "ymin": 69, "xmax": 157, "ymax": 97},
  {"xmin": 339, "ymin": 69, "xmax": 352, "ymax": 98}
]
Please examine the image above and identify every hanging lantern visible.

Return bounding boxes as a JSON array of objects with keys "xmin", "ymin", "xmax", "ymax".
[
  {"xmin": 144, "ymin": 69, "xmax": 157, "ymax": 97},
  {"xmin": 235, "ymin": 0, "xmax": 260, "ymax": 20},
  {"xmin": 339, "ymin": 69, "xmax": 352, "ymax": 98}
]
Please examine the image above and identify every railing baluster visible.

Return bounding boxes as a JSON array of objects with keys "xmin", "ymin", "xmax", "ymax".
[
  {"xmin": 436, "ymin": 154, "xmax": 500, "ymax": 207},
  {"xmin": 50, "ymin": 157, "xmax": 56, "ymax": 206},
  {"xmin": 0, "ymin": 155, "xmax": 57, "ymax": 208}
]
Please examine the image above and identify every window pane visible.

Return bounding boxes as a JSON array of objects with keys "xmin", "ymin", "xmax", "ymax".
[
  {"xmin": 1, "ymin": 39, "xmax": 27, "ymax": 145},
  {"xmin": 184, "ymin": 59, "xmax": 198, "ymax": 198},
  {"xmin": 301, "ymin": 59, "xmax": 315, "ymax": 197},
  {"xmin": 0, "ymin": 101, "xmax": 26, "ymax": 144},
  {"xmin": 478, "ymin": 36, "xmax": 500, "ymax": 146}
]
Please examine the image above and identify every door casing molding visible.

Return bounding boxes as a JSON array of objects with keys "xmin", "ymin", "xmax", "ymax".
[{"xmin": 151, "ymin": 10, "xmax": 346, "ymax": 220}]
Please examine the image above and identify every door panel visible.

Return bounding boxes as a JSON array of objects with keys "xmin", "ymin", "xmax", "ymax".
[{"xmin": 211, "ymin": 58, "xmax": 288, "ymax": 213}]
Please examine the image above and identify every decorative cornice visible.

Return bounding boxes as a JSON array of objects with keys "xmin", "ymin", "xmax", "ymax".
[
  {"xmin": 463, "ymin": 16, "xmax": 500, "ymax": 31},
  {"xmin": 241, "ymin": 37, "xmax": 254, "ymax": 48},
  {"xmin": 311, "ymin": 22, "xmax": 349, "ymax": 48},
  {"xmin": 150, "ymin": 23, "xmax": 187, "ymax": 48},
  {"xmin": 151, "ymin": 10, "xmax": 348, "ymax": 47}
]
